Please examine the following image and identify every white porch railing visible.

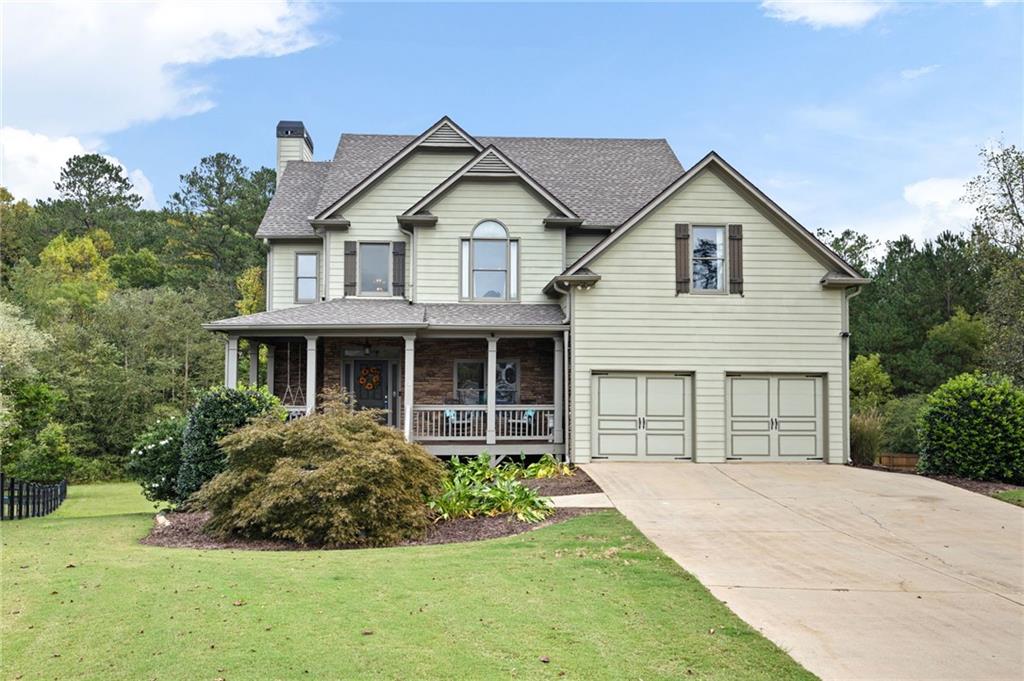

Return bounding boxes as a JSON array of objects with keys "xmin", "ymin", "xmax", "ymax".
[
  {"xmin": 411, "ymin": 405, "xmax": 487, "ymax": 441},
  {"xmin": 411, "ymin": 404, "xmax": 556, "ymax": 442},
  {"xmin": 495, "ymin": 405, "xmax": 555, "ymax": 441},
  {"xmin": 284, "ymin": 405, "xmax": 306, "ymax": 421}
]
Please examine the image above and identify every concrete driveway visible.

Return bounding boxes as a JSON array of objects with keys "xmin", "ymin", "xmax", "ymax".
[{"xmin": 584, "ymin": 463, "xmax": 1024, "ymax": 681}]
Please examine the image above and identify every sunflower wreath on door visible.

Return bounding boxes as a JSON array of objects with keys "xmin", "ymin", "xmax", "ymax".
[{"xmin": 358, "ymin": 365, "xmax": 382, "ymax": 391}]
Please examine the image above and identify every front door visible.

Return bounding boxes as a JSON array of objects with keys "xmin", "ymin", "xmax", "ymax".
[{"xmin": 353, "ymin": 359, "xmax": 390, "ymax": 420}]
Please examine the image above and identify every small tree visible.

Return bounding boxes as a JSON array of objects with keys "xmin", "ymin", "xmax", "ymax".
[
  {"xmin": 850, "ymin": 354, "xmax": 893, "ymax": 413},
  {"xmin": 175, "ymin": 386, "xmax": 284, "ymax": 501}
]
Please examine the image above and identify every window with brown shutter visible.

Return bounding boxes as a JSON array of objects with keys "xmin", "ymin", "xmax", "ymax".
[
  {"xmin": 343, "ymin": 241, "xmax": 357, "ymax": 296},
  {"xmin": 675, "ymin": 223, "xmax": 690, "ymax": 294},
  {"xmin": 392, "ymin": 241, "xmax": 406, "ymax": 298},
  {"xmin": 728, "ymin": 224, "xmax": 743, "ymax": 295}
]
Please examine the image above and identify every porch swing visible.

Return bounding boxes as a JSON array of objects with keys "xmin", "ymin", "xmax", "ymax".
[{"xmin": 281, "ymin": 341, "xmax": 305, "ymax": 407}]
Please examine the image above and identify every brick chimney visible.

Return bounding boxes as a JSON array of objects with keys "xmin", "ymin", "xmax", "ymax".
[{"xmin": 275, "ymin": 120, "xmax": 314, "ymax": 185}]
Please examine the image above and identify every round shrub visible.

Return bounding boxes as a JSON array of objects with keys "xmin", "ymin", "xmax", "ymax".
[
  {"xmin": 175, "ymin": 387, "xmax": 284, "ymax": 502},
  {"xmin": 918, "ymin": 373, "xmax": 1024, "ymax": 483},
  {"xmin": 882, "ymin": 394, "xmax": 928, "ymax": 454},
  {"xmin": 126, "ymin": 416, "xmax": 186, "ymax": 502},
  {"xmin": 194, "ymin": 398, "xmax": 445, "ymax": 547}
]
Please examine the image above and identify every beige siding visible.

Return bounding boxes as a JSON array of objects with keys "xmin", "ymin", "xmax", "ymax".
[
  {"xmin": 269, "ymin": 241, "xmax": 322, "ymax": 310},
  {"xmin": 276, "ymin": 138, "xmax": 311, "ymax": 178},
  {"xmin": 570, "ymin": 168, "xmax": 845, "ymax": 463},
  {"xmin": 565, "ymin": 233, "xmax": 604, "ymax": 266},
  {"xmin": 325, "ymin": 150, "xmax": 474, "ymax": 299},
  {"xmin": 416, "ymin": 179, "xmax": 564, "ymax": 304}
]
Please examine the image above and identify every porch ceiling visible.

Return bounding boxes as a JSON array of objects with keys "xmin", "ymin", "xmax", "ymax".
[{"xmin": 204, "ymin": 299, "xmax": 566, "ymax": 333}]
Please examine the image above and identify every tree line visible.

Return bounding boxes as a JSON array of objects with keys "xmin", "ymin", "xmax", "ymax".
[{"xmin": 1, "ymin": 153, "xmax": 270, "ymax": 480}]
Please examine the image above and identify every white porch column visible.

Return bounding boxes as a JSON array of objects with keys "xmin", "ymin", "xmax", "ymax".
[
  {"xmin": 403, "ymin": 335, "xmax": 415, "ymax": 441},
  {"xmin": 224, "ymin": 335, "xmax": 239, "ymax": 388},
  {"xmin": 305, "ymin": 335, "xmax": 318, "ymax": 415},
  {"xmin": 266, "ymin": 344, "xmax": 275, "ymax": 394},
  {"xmin": 486, "ymin": 336, "xmax": 498, "ymax": 445},
  {"xmin": 553, "ymin": 336, "xmax": 564, "ymax": 444},
  {"xmin": 248, "ymin": 341, "xmax": 259, "ymax": 387}
]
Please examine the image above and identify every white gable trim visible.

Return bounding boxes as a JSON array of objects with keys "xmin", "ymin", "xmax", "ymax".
[
  {"xmin": 564, "ymin": 151, "xmax": 862, "ymax": 279},
  {"xmin": 403, "ymin": 145, "xmax": 578, "ymax": 219},
  {"xmin": 313, "ymin": 116, "xmax": 482, "ymax": 220}
]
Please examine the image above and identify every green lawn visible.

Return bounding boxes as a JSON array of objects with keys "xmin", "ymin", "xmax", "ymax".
[
  {"xmin": 2, "ymin": 484, "xmax": 814, "ymax": 681},
  {"xmin": 992, "ymin": 489, "xmax": 1024, "ymax": 507}
]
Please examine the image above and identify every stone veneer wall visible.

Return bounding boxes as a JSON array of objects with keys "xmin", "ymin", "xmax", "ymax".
[{"xmin": 413, "ymin": 338, "xmax": 554, "ymax": 405}]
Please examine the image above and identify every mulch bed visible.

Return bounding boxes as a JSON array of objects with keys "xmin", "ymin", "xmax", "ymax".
[
  {"xmin": 924, "ymin": 475, "xmax": 1022, "ymax": 497},
  {"xmin": 520, "ymin": 467, "xmax": 602, "ymax": 496},
  {"xmin": 140, "ymin": 508, "xmax": 599, "ymax": 552},
  {"xmin": 856, "ymin": 464, "xmax": 1023, "ymax": 497}
]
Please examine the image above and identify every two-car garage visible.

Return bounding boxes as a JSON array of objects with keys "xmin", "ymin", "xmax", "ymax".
[{"xmin": 591, "ymin": 372, "xmax": 825, "ymax": 461}]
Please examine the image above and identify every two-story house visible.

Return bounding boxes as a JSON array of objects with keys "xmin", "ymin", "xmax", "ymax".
[{"xmin": 205, "ymin": 117, "xmax": 868, "ymax": 464}]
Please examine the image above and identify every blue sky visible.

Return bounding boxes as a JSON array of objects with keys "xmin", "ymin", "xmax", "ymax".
[{"xmin": 3, "ymin": 1, "xmax": 1021, "ymax": 244}]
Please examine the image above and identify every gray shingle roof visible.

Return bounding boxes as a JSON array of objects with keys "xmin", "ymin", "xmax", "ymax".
[
  {"xmin": 205, "ymin": 299, "xmax": 566, "ymax": 331},
  {"xmin": 256, "ymin": 161, "xmax": 331, "ymax": 238},
  {"xmin": 257, "ymin": 128, "xmax": 684, "ymax": 238}
]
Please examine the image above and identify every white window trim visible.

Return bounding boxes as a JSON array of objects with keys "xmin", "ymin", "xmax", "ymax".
[
  {"xmin": 453, "ymin": 358, "xmax": 521, "ymax": 404},
  {"xmin": 459, "ymin": 219, "xmax": 520, "ymax": 302},
  {"xmin": 691, "ymin": 225, "xmax": 728, "ymax": 295},
  {"xmin": 356, "ymin": 241, "xmax": 393, "ymax": 297},
  {"xmin": 294, "ymin": 251, "xmax": 319, "ymax": 304}
]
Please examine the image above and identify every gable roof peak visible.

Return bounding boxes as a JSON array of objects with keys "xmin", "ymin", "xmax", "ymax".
[
  {"xmin": 313, "ymin": 116, "xmax": 482, "ymax": 219},
  {"xmin": 403, "ymin": 144, "xmax": 578, "ymax": 219}
]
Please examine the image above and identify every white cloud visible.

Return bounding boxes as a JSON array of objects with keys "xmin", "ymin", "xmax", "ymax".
[
  {"xmin": 761, "ymin": 1, "xmax": 890, "ymax": 29},
  {"xmin": 4, "ymin": 1, "xmax": 320, "ymax": 137},
  {"xmin": 900, "ymin": 64, "xmax": 940, "ymax": 80},
  {"xmin": 841, "ymin": 177, "xmax": 976, "ymax": 245},
  {"xmin": 1, "ymin": 1, "xmax": 318, "ymax": 205},
  {"xmin": 1, "ymin": 127, "xmax": 157, "ymax": 208},
  {"xmin": 903, "ymin": 177, "xmax": 975, "ymax": 227}
]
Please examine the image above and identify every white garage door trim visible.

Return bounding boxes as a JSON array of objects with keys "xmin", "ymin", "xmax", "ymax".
[
  {"xmin": 726, "ymin": 373, "xmax": 825, "ymax": 461},
  {"xmin": 591, "ymin": 371, "xmax": 693, "ymax": 461}
]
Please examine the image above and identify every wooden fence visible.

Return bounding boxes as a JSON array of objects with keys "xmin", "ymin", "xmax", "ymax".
[{"xmin": 0, "ymin": 474, "xmax": 68, "ymax": 520}]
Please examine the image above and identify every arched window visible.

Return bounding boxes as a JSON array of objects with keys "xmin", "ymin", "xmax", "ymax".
[{"xmin": 461, "ymin": 220, "xmax": 518, "ymax": 300}]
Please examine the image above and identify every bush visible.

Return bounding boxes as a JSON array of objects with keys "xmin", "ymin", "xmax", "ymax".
[
  {"xmin": 69, "ymin": 456, "xmax": 125, "ymax": 483},
  {"xmin": 175, "ymin": 387, "xmax": 284, "ymax": 502},
  {"xmin": 522, "ymin": 453, "xmax": 572, "ymax": 479},
  {"xmin": 917, "ymin": 373, "xmax": 1024, "ymax": 483},
  {"xmin": 194, "ymin": 397, "xmax": 445, "ymax": 547},
  {"xmin": 7, "ymin": 422, "xmax": 75, "ymax": 482},
  {"xmin": 850, "ymin": 409, "xmax": 884, "ymax": 466},
  {"xmin": 882, "ymin": 394, "xmax": 927, "ymax": 454},
  {"xmin": 850, "ymin": 354, "xmax": 894, "ymax": 413},
  {"xmin": 429, "ymin": 453, "xmax": 554, "ymax": 522},
  {"xmin": 126, "ymin": 417, "xmax": 186, "ymax": 502}
]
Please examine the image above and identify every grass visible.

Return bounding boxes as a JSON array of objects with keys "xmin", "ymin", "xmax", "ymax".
[
  {"xmin": 1, "ymin": 484, "xmax": 815, "ymax": 681},
  {"xmin": 992, "ymin": 489, "xmax": 1024, "ymax": 507}
]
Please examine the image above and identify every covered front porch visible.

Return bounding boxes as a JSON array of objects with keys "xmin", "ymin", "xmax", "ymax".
[{"xmin": 224, "ymin": 333, "xmax": 565, "ymax": 457}]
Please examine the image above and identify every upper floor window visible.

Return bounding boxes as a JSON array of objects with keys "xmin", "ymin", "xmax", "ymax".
[
  {"xmin": 692, "ymin": 226, "xmax": 725, "ymax": 292},
  {"xmin": 461, "ymin": 220, "xmax": 519, "ymax": 300},
  {"xmin": 358, "ymin": 242, "xmax": 391, "ymax": 295},
  {"xmin": 295, "ymin": 252, "xmax": 319, "ymax": 303}
]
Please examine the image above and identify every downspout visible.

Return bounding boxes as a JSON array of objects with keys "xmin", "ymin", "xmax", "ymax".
[
  {"xmin": 399, "ymin": 223, "xmax": 415, "ymax": 301},
  {"xmin": 841, "ymin": 286, "xmax": 862, "ymax": 464}
]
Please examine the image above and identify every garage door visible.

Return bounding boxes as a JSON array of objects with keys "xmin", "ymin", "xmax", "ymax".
[
  {"xmin": 593, "ymin": 373, "xmax": 691, "ymax": 460},
  {"xmin": 728, "ymin": 374, "xmax": 824, "ymax": 460}
]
